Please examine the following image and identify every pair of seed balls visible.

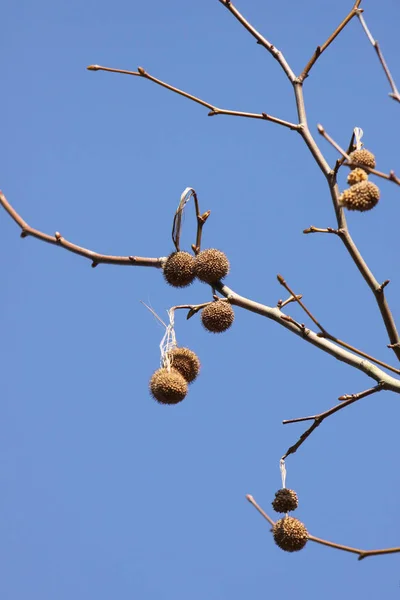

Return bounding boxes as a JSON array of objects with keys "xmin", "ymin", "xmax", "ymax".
[
  {"xmin": 149, "ymin": 346, "xmax": 200, "ymax": 405},
  {"xmin": 164, "ymin": 248, "xmax": 234, "ymax": 334},
  {"xmin": 340, "ymin": 149, "xmax": 380, "ymax": 212},
  {"xmin": 163, "ymin": 248, "xmax": 229, "ymax": 288},
  {"xmin": 271, "ymin": 488, "xmax": 308, "ymax": 552}
]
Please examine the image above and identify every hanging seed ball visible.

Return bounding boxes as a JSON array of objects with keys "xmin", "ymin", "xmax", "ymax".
[
  {"xmin": 272, "ymin": 489, "xmax": 299, "ymax": 513},
  {"xmin": 201, "ymin": 300, "xmax": 234, "ymax": 333},
  {"xmin": 348, "ymin": 149, "xmax": 376, "ymax": 170},
  {"xmin": 167, "ymin": 347, "xmax": 200, "ymax": 384},
  {"xmin": 347, "ymin": 167, "xmax": 368, "ymax": 186},
  {"xmin": 149, "ymin": 368, "xmax": 188, "ymax": 405},
  {"xmin": 195, "ymin": 248, "xmax": 230, "ymax": 284},
  {"xmin": 340, "ymin": 181, "xmax": 380, "ymax": 212},
  {"xmin": 273, "ymin": 517, "xmax": 308, "ymax": 553},
  {"xmin": 163, "ymin": 251, "xmax": 196, "ymax": 288}
]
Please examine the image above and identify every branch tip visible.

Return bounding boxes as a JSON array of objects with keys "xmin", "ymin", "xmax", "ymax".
[{"xmin": 87, "ymin": 64, "xmax": 100, "ymax": 71}]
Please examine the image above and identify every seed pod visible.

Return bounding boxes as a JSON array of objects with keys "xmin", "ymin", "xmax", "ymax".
[
  {"xmin": 163, "ymin": 251, "xmax": 196, "ymax": 288},
  {"xmin": 340, "ymin": 181, "xmax": 380, "ymax": 212},
  {"xmin": 167, "ymin": 347, "xmax": 200, "ymax": 383},
  {"xmin": 201, "ymin": 300, "xmax": 234, "ymax": 333},
  {"xmin": 348, "ymin": 149, "xmax": 376, "ymax": 170},
  {"xmin": 273, "ymin": 517, "xmax": 308, "ymax": 552},
  {"xmin": 347, "ymin": 168, "xmax": 368, "ymax": 186},
  {"xmin": 195, "ymin": 249, "xmax": 230, "ymax": 284},
  {"xmin": 149, "ymin": 368, "xmax": 188, "ymax": 405},
  {"xmin": 272, "ymin": 489, "xmax": 299, "ymax": 513}
]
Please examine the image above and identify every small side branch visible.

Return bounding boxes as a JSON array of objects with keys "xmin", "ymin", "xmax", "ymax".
[
  {"xmin": 87, "ymin": 65, "xmax": 298, "ymax": 130},
  {"xmin": 217, "ymin": 0, "xmax": 296, "ymax": 83},
  {"xmin": 281, "ymin": 384, "xmax": 384, "ymax": 460},
  {"xmin": 277, "ymin": 274, "xmax": 400, "ymax": 376},
  {"xmin": 246, "ymin": 494, "xmax": 400, "ymax": 560},
  {"xmin": 357, "ymin": 13, "xmax": 400, "ymax": 103},
  {"xmin": 317, "ymin": 125, "xmax": 400, "ymax": 185},
  {"xmin": 0, "ymin": 192, "xmax": 162, "ymax": 269},
  {"xmin": 299, "ymin": 1, "xmax": 363, "ymax": 82}
]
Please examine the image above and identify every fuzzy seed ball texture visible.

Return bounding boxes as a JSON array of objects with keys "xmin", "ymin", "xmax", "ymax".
[
  {"xmin": 149, "ymin": 368, "xmax": 188, "ymax": 405},
  {"xmin": 273, "ymin": 517, "xmax": 308, "ymax": 552},
  {"xmin": 201, "ymin": 300, "xmax": 234, "ymax": 333},
  {"xmin": 195, "ymin": 249, "xmax": 230, "ymax": 284},
  {"xmin": 347, "ymin": 168, "xmax": 368, "ymax": 186},
  {"xmin": 348, "ymin": 149, "xmax": 376, "ymax": 170},
  {"xmin": 272, "ymin": 489, "xmax": 299, "ymax": 513},
  {"xmin": 163, "ymin": 251, "xmax": 196, "ymax": 288},
  {"xmin": 340, "ymin": 181, "xmax": 380, "ymax": 212},
  {"xmin": 167, "ymin": 347, "xmax": 200, "ymax": 384}
]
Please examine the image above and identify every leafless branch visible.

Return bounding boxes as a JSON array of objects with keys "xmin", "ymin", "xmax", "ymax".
[
  {"xmin": 0, "ymin": 192, "xmax": 163, "ymax": 269},
  {"xmin": 87, "ymin": 65, "xmax": 299, "ymax": 130},
  {"xmin": 357, "ymin": 12, "xmax": 400, "ymax": 103},
  {"xmin": 246, "ymin": 494, "xmax": 400, "ymax": 560},
  {"xmin": 217, "ymin": 0, "xmax": 296, "ymax": 82},
  {"xmin": 281, "ymin": 384, "xmax": 384, "ymax": 459},
  {"xmin": 215, "ymin": 281, "xmax": 400, "ymax": 393},
  {"xmin": 277, "ymin": 274, "xmax": 400, "ymax": 376},
  {"xmin": 299, "ymin": 1, "xmax": 363, "ymax": 82}
]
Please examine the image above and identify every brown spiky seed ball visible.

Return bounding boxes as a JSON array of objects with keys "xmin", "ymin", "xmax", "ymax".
[
  {"xmin": 273, "ymin": 517, "xmax": 308, "ymax": 552},
  {"xmin": 340, "ymin": 181, "xmax": 380, "ymax": 212},
  {"xmin": 163, "ymin": 251, "xmax": 196, "ymax": 288},
  {"xmin": 201, "ymin": 300, "xmax": 234, "ymax": 333},
  {"xmin": 149, "ymin": 368, "xmax": 188, "ymax": 405},
  {"xmin": 272, "ymin": 489, "xmax": 299, "ymax": 513},
  {"xmin": 348, "ymin": 149, "xmax": 376, "ymax": 170},
  {"xmin": 167, "ymin": 347, "xmax": 200, "ymax": 384},
  {"xmin": 347, "ymin": 168, "xmax": 368, "ymax": 186},
  {"xmin": 195, "ymin": 249, "xmax": 230, "ymax": 284}
]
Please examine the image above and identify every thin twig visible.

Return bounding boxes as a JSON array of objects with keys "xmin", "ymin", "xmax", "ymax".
[
  {"xmin": 281, "ymin": 384, "xmax": 384, "ymax": 460},
  {"xmin": 317, "ymin": 124, "xmax": 400, "ymax": 185},
  {"xmin": 217, "ymin": 0, "xmax": 296, "ymax": 83},
  {"xmin": 357, "ymin": 13, "xmax": 400, "ymax": 103},
  {"xmin": 246, "ymin": 494, "xmax": 400, "ymax": 560},
  {"xmin": 277, "ymin": 274, "xmax": 400, "ymax": 376},
  {"xmin": 87, "ymin": 65, "xmax": 299, "ymax": 130},
  {"xmin": 303, "ymin": 226, "xmax": 340, "ymax": 235},
  {"xmin": 0, "ymin": 192, "xmax": 163, "ymax": 269},
  {"xmin": 299, "ymin": 1, "xmax": 363, "ymax": 82}
]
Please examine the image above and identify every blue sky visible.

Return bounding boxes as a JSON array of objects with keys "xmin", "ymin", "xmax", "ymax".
[{"xmin": 2, "ymin": 1, "xmax": 400, "ymax": 598}]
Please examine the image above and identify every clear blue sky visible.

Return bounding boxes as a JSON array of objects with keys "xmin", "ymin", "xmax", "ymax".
[{"xmin": 2, "ymin": 1, "xmax": 400, "ymax": 598}]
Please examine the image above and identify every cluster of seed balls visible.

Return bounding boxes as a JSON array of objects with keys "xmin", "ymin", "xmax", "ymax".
[
  {"xmin": 163, "ymin": 248, "xmax": 235, "ymax": 333},
  {"xmin": 149, "ymin": 347, "xmax": 201, "ymax": 405},
  {"xmin": 340, "ymin": 149, "xmax": 380, "ymax": 212},
  {"xmin": 271, "ymin": 488, "xmax": 308, "ymax": 552}
]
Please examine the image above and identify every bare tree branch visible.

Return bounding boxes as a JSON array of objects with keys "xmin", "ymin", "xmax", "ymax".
[
  {"xmin": 0, "ymin": 192, "xmax": 163, "ymax": 269},
  {"xmin": 357, "ymin": 12, "xmax": 400, "ymax": 103},
  {"xmin": 217, "ymin": 0, "xmax": 296, "ymax": 83},
  {"xmin": 215, "ymin": 281, "xmax": 400, "ymax": 393},
  {"xmin": 87, "ymin": 65, "xmax": 299, "ymax": 130},
  {"xmin": 246, "ymin": 494, "xmax": 400, "ymax": 560},
  {"xmin": 281, "ymin": 384, "xmax": 384, "ymax": 459},
  {"xmin": 299, "ymin": 1, "xmax": 363, "ymax": 82},
  {"xmin": 277, "ymin": 274, "xmax": 400, "ymax": 376}
]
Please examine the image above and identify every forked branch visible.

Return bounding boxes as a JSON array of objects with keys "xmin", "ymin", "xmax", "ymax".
[
  {"xmin": 246, "ymin": 495, "xmax": 400, "ymax": 560},
  {"xmin": 281, "ymin": 384, "xmax": 385, "ymax": 460}
]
